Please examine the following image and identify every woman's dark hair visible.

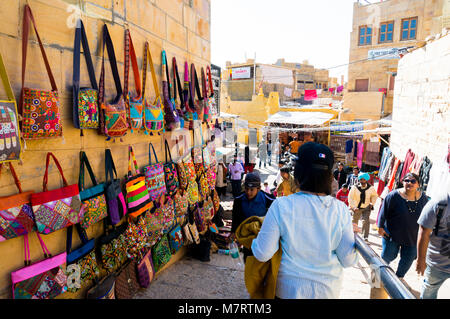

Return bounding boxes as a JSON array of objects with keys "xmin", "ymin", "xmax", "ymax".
[
  {"xmin": 293, "ymin": 143, "xmax": 334, "ymax": 195},
  {"xmin": 402, "ymin": 172, "xmax": 420, "ymax": 186}
]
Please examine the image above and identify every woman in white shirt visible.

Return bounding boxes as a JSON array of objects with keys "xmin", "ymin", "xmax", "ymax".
[{"xmin": 251, "ymin": 142, "xmax": 359, "ymax": 299}]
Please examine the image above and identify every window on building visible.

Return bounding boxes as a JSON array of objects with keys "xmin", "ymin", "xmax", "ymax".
[
  {"xmin": 355, "ymin": 79, "xmax": 369, "ymax": 92},
  {"xmin": 401, "ymin": 17, "xmax": 417, "ymax": 40},
  {"xmin": 358, "ymin": 26, "xmax": 372, "ymax": 46},
  {"xmin": 379, "ymin": 21, "xmax": 394, "ymax": 43}
]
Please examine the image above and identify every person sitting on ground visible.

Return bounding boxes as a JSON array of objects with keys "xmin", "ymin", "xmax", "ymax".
[
  {"xmin": 231, "ymin": 172, "xmax": 276, "ymax": 260},
  {"xmin": 251, "ymin": 142, "xmax": 359, "ymax": 299},
  {"xmin": 336, "ymin": 183, "xmax": 349, "ymax": 206},
  {"xmin": 276, "ymin": 166, "xmax": 300, "ymax": 197},
  {"xmin": 348, "ymin": 172, "xmax": 378, "ymax": 241}
]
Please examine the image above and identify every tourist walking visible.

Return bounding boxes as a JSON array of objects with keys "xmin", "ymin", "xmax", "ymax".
[
  {"xmin": 216, "ymin": 159, "xmax": 228, "ymax": 199},
  {"xmin": 416, "ymin": 190, "xmax": 449, "ymax": 299},
  {"xmin": 228, "ymin": 155, "xmax": 244, "ymax": 198},
  {"xmin": 348, "ymin": 172, "xmax": 378, "ymax": 241},
  {"xmin": 333, "ymin": 162, "xmax": 348, "ymax": 189},
  {"xmin": 346, "ymin": 167, "xmax": 360, "ymax": 188},
  {"xmin": 251, "ymin": 142, "xmax": 358, "ymax": 299},
  {"xmin": 258, "ymin": 140, "xmax": 268, "ymax": 168},
  {"xmin": 377, "ymin": 173, "xmax": 429, "ymax": 278}
]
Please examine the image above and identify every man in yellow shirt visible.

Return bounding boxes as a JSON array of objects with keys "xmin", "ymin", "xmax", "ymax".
[
  {"xmin": 276, "ymin": 166, "xmax": 300, "ymax": 197},
  {"xmin": 289, "ymin": 137, "xmax": 301, "ymax": 155}
]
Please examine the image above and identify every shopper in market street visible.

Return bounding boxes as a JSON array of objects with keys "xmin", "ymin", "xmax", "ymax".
[
  {"xmin": 416, "ymin": 190, "xmax": 450, "ymax": 299},
  {"xmin": 267, "ymin": 140, "xmax": 272, "ymax": 166},
  {"xmin": 251, "ymin": 142, "xmax": 358, "ymax": 299},
  {"xmin": 228, "ymin": 155, "xmax": 244, "ymax": 198},
  {"xmin": 288, "ymin": 136, "xmax": 301, "ymax": 155},
  {"xmin": 276, "ymin": 166, "xmax": 299, "ymax": 197},
  {"xmin": 231, "ymin": 172, "xmax": 276, "ymax": 261},
  {"xmin": 333, "ymin": 162, "xmax": 348, "ymax": 189},
  {"xmin": 336, "ymin": 183, "xmax": 349, "ymax": 206},
  {"xmin": 216, "ymin": 157, "xmax": 228, "ymax": 199},
  {"xmin": 348, "ymin": 172, "xmax": 378, "ymax": 241},
  {"xmin": 258, "ymin": 139, "xmax": 268, "ymax": 168},
  {"xmin": 377, "ymin": 172, "xmax": 429, "ymax": 279},
  {"xmin": 346, "ymin": 166, "xmax": 360, "ymax": 188}
]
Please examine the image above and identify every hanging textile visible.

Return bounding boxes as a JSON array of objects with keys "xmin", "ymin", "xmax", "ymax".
[
  {"xmin": 399, "ymin": 149, "xmax": 415, "ymax": 181},
  {"xmin": 356, "ymin": 142, "xmax": 364, "ymax": 169},
  {"xmin": 304, "ymin": 89, "xmax": 317, "ymax": 101},
  {"xmin": 337, "ymin": 85, "xmax": 344, "ymax": 93}
]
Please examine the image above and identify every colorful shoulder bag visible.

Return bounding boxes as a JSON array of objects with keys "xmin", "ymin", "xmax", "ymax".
[
  {"xmin": 124, "ymin": 29, "xmax": 143, "ymax": 133},
  {"xmin": 151, "ymin": 234, "xmax": 172, "ymax": 272},
  {"xmin": 0, "ymin": 52, "xmax": 22, "ymax": 162},
  {"xmin": 98, "ymin": 24, "xmax": 128, "ymax": 139},
  {"xmin": 172, "ymin": 57, "xmax": 185, "ymax": 128},
  {"xmin": 190, "ymin": 63, "xmax": 204, "ymax": 123},
  {"xmin": 78, "ymin": 151, "xmax": 108, "ymax": 229},
  {"xmin": 200, "ymin": 67, "xmax": 211, "ymax": 122},
  {"xmin": 65, "ymin": 224, "xmax": 100, "ymax": 293},
  {"xmin": 0, "ymin": 162, "xmax": 35, "ymax": 241},
  {"xmin": 11, "ymin": 232, "xmax": 67, "ymax": 299},
  {"xmin": 168, "ymin": 224, "xmax": 183, "ymax": 254},
  {"xmin": 31, "ymin": 152, "xmax": 82, "ymax": 234},
  {"xmin": 161, "ymin": 50, "xmax": 180, "ymax": 130},
  {"xmin": 104, "ymin": 149, "xmax": 127, "ymax": 225},
  {"xmin": 145, "ymin": 202, "xmax": 165, "ymax": 246},
  {"xmin": 114, "ymin": 259, "xmax": 140, "ymax": 299},
  {"xmin": 124, "ymin": 214, "xmax": 149, "ymax": 261},
  {"xmin": 183, "ymin": 61, "xmax": 197, "ymax": 130},
  {"xmin": 19, "ymin": 5, "xmax": 62, "ymax": 139},
  {"xmin": 72, "ymin": 19, "xmax": 99, "ymax": 133},
  {"xmin": 125, "ymin": 146, "xmax": 152, "ymax": 219},
  {"xmin": 144, "ymin": 142, "xmax": 166, "ymax": 201},
  {"xmin": 206, "ymin": 65, "xmax": 217, "ymax": 117},
  {"xmin": 163, "ymin": 140, "xmax": 179, "ymax": 196},
  {"xmin": 136, "ymin": 248, "xmax": 155, "ymax": 288},
  {"xmin": 173, "ymin": 189, "xmax": 189, "ymax": 219},
  {"xmin": 97, "ymin": 219, "xmax": 129, "ymax": 273},
  {"xmin": 175, "ymin": 137, "xmax": 188, "ymax": 190},
  {"xmin": 142, "ymin": 41, "xmax": 165, "ymax": 135}
]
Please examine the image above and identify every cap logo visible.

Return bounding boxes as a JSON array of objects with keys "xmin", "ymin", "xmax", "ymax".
[{"xmin": 318, "ymin": 153, "xmax": 326, "ymax": 158}]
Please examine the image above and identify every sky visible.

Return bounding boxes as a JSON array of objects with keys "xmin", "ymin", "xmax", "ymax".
[{"xmin": 211, "ymin": 0, "xmax": 358, "ymax": 81}]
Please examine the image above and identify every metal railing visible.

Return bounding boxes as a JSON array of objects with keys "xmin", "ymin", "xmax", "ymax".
[{"xmin": 354, "ymin": 234, "xmax": 416, "ymax": 299}]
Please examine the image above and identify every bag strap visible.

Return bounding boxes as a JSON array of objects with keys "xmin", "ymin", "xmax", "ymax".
[
  {"xmin": 148, "ymin": 142, "xmax": 159, "ymax": 164},
  {"xmin": 20, "ymin": 5, "xmax": 58, "ymax": 114},
  {"xmin": 66, "ymin": 224, "xmax": 90, "ymax": 254},
  {"xmin": 142, "ymin": 41, "xmax": 160, "ymax": 100},
  {"xmin": 206, "ymin": 66, "xmax": 214, "ymax": 98},
  {"xmin": 201, "ymin": 67, "xmax": 208, "ymax": 103},
  {"xmin": 123, "ymin": 29, "xmax": 142, "ymax": 106},
  {"xmin": 165, "ymin": 140, "xmax": 173, "ymax": 162},
  {"xmin": 98, "ymin": 24, "xmax": 122, "ymax": 106},
  {"xmin": 43, "ymin": 152, "xmax": 68, "ymax": 192},
  {"xmin": 79, "ymin": 151, "xmax": 98, "ymax": 191},
  {"xmin": 162, "ymin": 50, "xmax": 172, "ymax": 101},
  {"xmin": 190, "ymin": 63, "xmax": 203, "ymax": 103},
  {"xmin": 0, "ymin": 52, "xmax": 15, "ymax": 101},
  {"xmin": 24, "ymin": 232, "xmax": 52, "ymax": 266},
  {"xmin": 172, "ymin": 57, "xmax": 183, "ymax": 107},
  {"xmin": 0, "ymin": 162, "xmax": 23, "ymax": 193},
  {"xmin": 105, "ymin": 148, "xmax": 118, "ymax": 183},
  {"xmin": 128, "ymin": 145, "xmax": 140, "ymax": 176}
]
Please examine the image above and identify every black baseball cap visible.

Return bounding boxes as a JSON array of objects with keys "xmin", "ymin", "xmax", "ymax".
[
  {"xmin": 296, "ymin": 142, "xmax": 334, "ymax": 171},
  {"xmin": 244, "ymin": 172, "xmax": 261, "ymax": 188}
]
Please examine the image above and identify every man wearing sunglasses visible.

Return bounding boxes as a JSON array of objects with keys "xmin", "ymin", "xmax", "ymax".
[{"xmin": 377, "ymin": 172, "xmax": 429, "ymax": 279}]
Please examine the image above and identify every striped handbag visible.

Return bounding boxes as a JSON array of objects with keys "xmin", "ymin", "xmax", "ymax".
[
  {"xmin": 143, "ymin": 143, "xmax": 166, "ymax": 202},
  {"xmin": 125, "ymin": 146, "xmax": 152, "ymax": 219}
]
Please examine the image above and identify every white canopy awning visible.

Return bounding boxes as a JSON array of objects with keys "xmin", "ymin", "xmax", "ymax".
[{"xmin": 265, "ymin": 111, "xmax": 335, "ymax": 126}]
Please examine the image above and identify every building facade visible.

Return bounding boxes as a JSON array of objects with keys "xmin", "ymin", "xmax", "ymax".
[{"xmin": 344, "ymin": 0, "xmax": 448, "ymax": 120}]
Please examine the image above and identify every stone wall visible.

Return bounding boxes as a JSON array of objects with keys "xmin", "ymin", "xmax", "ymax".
[
  {"xmin": 390, "ymin": 32, "xmax": 449, "ymax": 164},
  {"xmin": 0, "ymin": 0, "xmax": 211, "ymax": 299}
]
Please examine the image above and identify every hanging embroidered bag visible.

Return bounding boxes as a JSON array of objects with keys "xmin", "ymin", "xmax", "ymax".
[
  {"xmin": 72, "ymin": 19, "xmax": 99, "ymax": 132},
  {"xmin": 142, "ymin": 41, "xmax": 165, "ymax": 135},
  {"xmin": 98, "ymin": 24, "xmax": 128, "ymax": 139},
  {"xmin": 151, "ymin": 234, "xmax": 172, "ymax": 273},
  {"xmin": 31, "ymin": 152, "xmax": 82, "ymax": 234},
  {"xmin": 161, "ymin": 50, "xmax": 180, "ymax": 130},
  {"xmin": 124, "ymin": 215, "xmax": 149, "ymax": 261},
  {"xmin": 200, "ymin": 67, "xmax": 211, "ymax": 122},
  {"xmin": 144, "ymin": 142, "xmax": 166, "ymax": 201},
  {"xmin": 20, "ymin": 5, "xmax": 62, "ymax": 140},
  {"xmin": 104, "ymin": 149, "xmax": 127, "ymax": 225},
  {"xmin": 172, "ymin": 57, "xmax": 185, "ymax": 128},
  {"xmin": 11, "ymin": 232, "xmax": 67, "ymax": 299},
  {"xmin": 97, "ymin": 220, "xmax": 128, "ymax": 273},
  {"xmin": 145, "ymin": 203, "xmax": 165, "ymax": 246},
  {"xmin": 163, "ymin": 140, "xmax": 179, "ymax": 196},
  {"xmin": 183, "ymin": 61, "xmax": 196, "ymax": 130},
  {"xmin": 65, "ymin": 224, "xmax": 100, "ymax": 293},
  {"xmin": 124, "ymin": 29, "xmax": 143, "ymax": 133},
  {"xmin": 0, "ymin": 162, "xmax": 35, "ymax": 241},
  {"xmin": 190, "ymin": 63, "xmax": 204, "ymax": 123},
  {"xmin": 136, "ymin": 248, "xmax": 154, "ymax": 288},
  {"xmin": 168, "ymin": 224, "xmax": 183, "ymax": 254},
  {"xmin": 114, "ymin": 259, "xmax": 139, "ymax": 299},
  {"xmin": 174, "ymin": 189, "xmax": 189, "ymax": 219},
  {"xmin": 194, "ymin": 202, "xmax": 208, "ymax": 235},
  {"xmin": 0, "ymin": 52, "xmax": 22, "ymax": 162},
  {"xmin": 125, "ymin": 146, "xmax": 153, "ymax": 219},
  {"xmin": 78, "ymin": 151, "xmax": 107, "ymax": 229},
  {"xmin": 206, "ymin": 66, "xmax": 217, "ymax": 117}
]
